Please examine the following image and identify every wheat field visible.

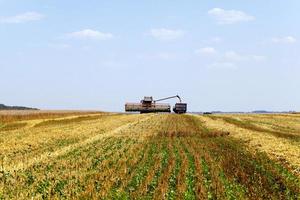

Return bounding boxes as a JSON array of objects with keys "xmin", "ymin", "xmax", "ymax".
[{"xmin": 0, "ymin": 112, "xmax": 299, "ymax": 199}]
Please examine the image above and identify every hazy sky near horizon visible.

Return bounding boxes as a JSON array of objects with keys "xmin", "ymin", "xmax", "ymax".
[{"xmin": 0, "ymin": 0, "xmax": 299, "ymax": 112}]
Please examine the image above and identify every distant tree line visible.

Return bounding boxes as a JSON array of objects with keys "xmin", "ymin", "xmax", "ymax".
[{"xmin": 0, "ymin": 104, "xmax": 38, "ymax": 110}]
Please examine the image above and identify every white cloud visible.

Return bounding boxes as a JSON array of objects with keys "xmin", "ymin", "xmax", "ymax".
[
  {"xmin": 149, "ymin": 28, "xmax": 185, "ymax": 41},
  {"xmin": 208, "ymin": 62, "xmax": 237, "ymax": 70},
  {"xmin": 271, "ymin": 36, "xmax": 297, "ymax": 44},
  {"xmin": 224, "ymin": 51, "xmax": 266, "ymax": 62},
  {"xmin": 0, "ymin": 12, "xmax": 44, "ymax": 24},
  {"xmin": 224, "ymin": 51, "xmax": 245, "ymax": 62},
  {"xmin": 67, "ymin": 29, "xmax": 113, "ymax": 40},
  {"xmin": 208, "ymin": 8, "xmax": 255, "ymax": 24},
  {"xmin": 200, "ymin": 49, "xmax": 266, "ymax": 70},
  {"xmin": 195, "ymin": 47, "xmax": 217, "ymax": 55}
]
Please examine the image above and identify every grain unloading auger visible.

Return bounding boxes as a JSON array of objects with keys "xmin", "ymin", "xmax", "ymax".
[
  {"xmin": 125, "ymin": 95, "xmax": 187, "ymax": 114},
  {"xmin": 154, "ymin": 95, "xmax": 187, "ymax": 114}
]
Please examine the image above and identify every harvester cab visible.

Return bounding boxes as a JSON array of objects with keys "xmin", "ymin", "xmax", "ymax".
[{"xmin": 141, "ymin": 96, "xmax": 153, "ymax": 105}]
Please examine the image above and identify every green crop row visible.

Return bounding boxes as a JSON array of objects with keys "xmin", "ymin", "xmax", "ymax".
[
  {"xmin": 166, "ymin": 141, "xmax": 182, "ymax": 200},
  {"xmin": 200, "ymin": 157, "xmax": 214, "ymax": 200},
  {"xmin": 144, "ymin": 141, "xmax": 170, "ymax": 199},
  {"xmin": 219, "ymin": 171, "xmax": 246, "ymax": 200},
  {"xmin": 107, "ymin": 142, "xmax": 149, "ymax": 199},
  {"xmin": 182, "ymin": 142, "xmax": 196, "ymax": 200},
  {"xmin": 126, "ymin": 142, "xmax": 159, "ymax": 194}
]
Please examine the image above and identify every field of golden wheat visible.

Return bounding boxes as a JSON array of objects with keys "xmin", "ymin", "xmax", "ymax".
[{"xmin": 0, "ymin": 112, "xmax": 300, "ymax": 199}]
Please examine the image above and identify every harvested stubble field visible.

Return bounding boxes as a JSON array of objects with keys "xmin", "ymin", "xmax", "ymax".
[{"xmin": 0, "ymin": 112, "xmax": 300, "ymax": 199}]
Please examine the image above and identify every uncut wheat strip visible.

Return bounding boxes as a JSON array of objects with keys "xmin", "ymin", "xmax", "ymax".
[
  {"xmin": 196, "ymin": 115, "xmax": 300, "ymax": 177},
  {"xmin": 1, "ymin": 114, "xmax": 154, "ymax": 173}
]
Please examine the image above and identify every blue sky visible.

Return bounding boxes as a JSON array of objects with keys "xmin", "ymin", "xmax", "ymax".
[{"xmin": 0, "ymin": 0, "xmax": 299, "ymax": 112}]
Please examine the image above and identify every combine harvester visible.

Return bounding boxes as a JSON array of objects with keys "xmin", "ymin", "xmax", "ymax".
[{"xmin": 125, "ymin": 95, "xmax": 187, "ymax": 114}]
